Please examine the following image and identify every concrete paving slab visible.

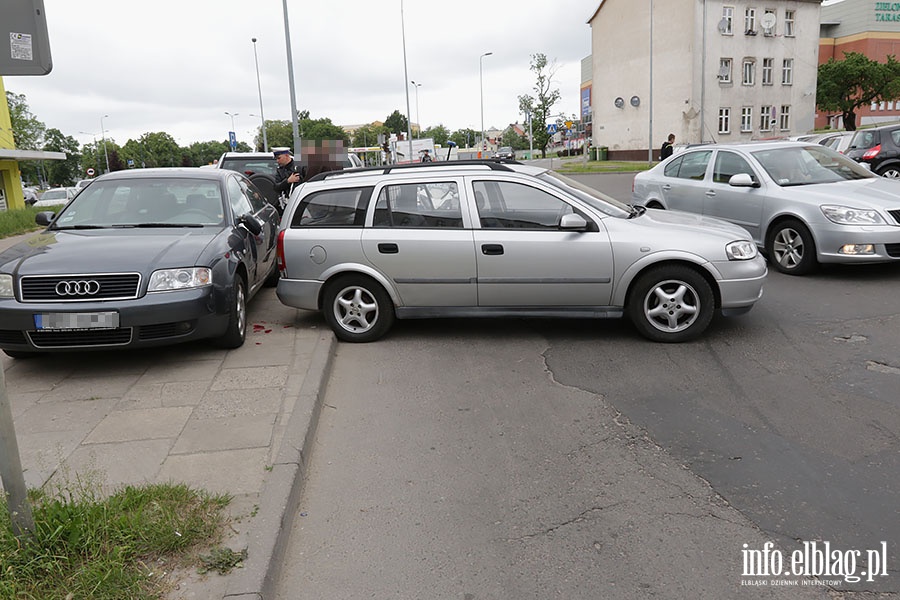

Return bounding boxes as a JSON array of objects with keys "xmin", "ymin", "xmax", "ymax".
[
  {"xmin": 85, "ymin": 406, "xmax": 194, "ymax": 443},
  {"xmin": 156, "ymin": 448, "xmax": 270, "ymax": 496},
  {"xmin": 193, "ymin": 387, "xmax": 285, "ymax": 419},
  {"xmin": 210, "ymin": 365, "xmax": 289, "ymax": 391},
  {"xmin": 53, "ymin": 439, "xmax": 174, "ymax": 490},
  {"xmin": 171, "ymin": 414, "xmax": 275, "ymax": 454}
]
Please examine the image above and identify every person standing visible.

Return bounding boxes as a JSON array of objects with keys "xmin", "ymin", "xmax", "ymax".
[
  {"xmin": 660, "ymin": 133, "xmax": 675, "ymax": 161},
  {"xmin": 273, "ymin": 147, "xmax": 304, "ymax": 197},
  {"xmin": 421, "ymin": 149, "xmax": 433, "ymax": 163}
]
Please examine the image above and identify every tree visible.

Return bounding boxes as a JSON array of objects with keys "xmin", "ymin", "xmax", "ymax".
[
  {"xmin": 351, "ymin": 123, "xmax": 390, "ymax": 148},
  {"xmin": 384, "ymin": 110, "xmax": 409, "ymax": 135},
  {"xmin": 4, "ymin": 91, "xmax": 44, "ymax": 150},
  {"xmin": 450, "ymin": 128, "xmax": 479, "ymax": 149},
  {"xmin": 187, "ymin": 140, "xmax": 232, "ymax": 166},
  {"xmin": 421, "ymin": 124, "xmax": 450, "ymax": 146},
  {"xmin": 42, "ymin": 128, "xmax": 81, "ymax": 185},
  {"xmin": 517, "ymin": 53, "xmax": 561, "ymax": 158},
  {"xmin": 501, "ymin": 126, "xmax": 529, "ymax": 151},
  {"xmin": 817, "ymin": 52, "xmax": 900, "ymax": 131}
]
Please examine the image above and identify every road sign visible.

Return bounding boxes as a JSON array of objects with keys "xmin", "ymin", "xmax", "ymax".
[
  {"xmin": 546, "ymin": 123, "xmax": 558, "ymax": 134},
  {"xmin": 229, "ymin": 131, "xmax": 237, "ymax": 150},
  {"xmin": 86, "ymin": 168, "xmax": 95, "ymax": 176}
]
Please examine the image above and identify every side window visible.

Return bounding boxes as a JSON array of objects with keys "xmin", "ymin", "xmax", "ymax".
[
  {"xmin": 713, "ymin": 151, "xmax": 754, "ymax": 184},
  {"xmin": 227, "ymin": 176, "xmax": 253, "ymax": 218},
  {"xmin": 891, "ymin": 129, "xmax": 900, "ymax": 148},
  {"xmin": 372, "ymin": 182, "xmax": 462, "ymax": 228},
  {"xmin": 291, "ymin": 187, "xmax": 372, "ymax": 227},
  {"xmin": 675, "ymin": 151, "xmax": 712, "ymax": 180},
  {"xmin": 664, "ymin": 156, "xmax": 684, "ymax": 177},
  {"xmin": 474, "ymin": 180, "xmax": 575, "ymax": 230},
  {"xmin": 239, "ymin": 178, "xmax": 268, "ymax": 212}
]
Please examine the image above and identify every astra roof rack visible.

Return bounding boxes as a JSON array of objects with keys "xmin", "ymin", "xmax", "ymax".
[{"xmin": 305, "ymin": 159, "xmax": 521, "ymax": 182}]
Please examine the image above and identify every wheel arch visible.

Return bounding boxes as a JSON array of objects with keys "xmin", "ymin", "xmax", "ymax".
[
  {"xmin": 618, "ymin": 258, "xmax": 722, "ymax": 311},
  {"xmin": 763, "ymin": 213, "xmax": 818, "ymax": 253},
  {"xmin": 315, "ymin": 264, "xmax": 400, "ymax": 310}
]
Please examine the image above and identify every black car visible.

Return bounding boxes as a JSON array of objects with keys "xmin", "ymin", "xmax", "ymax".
[
  {"xmin": 0, "ymin": 168, "xmax": 281, "ymax": 358},
  {"xmin": 846, "ymin": 124, "xmax": 900, "ymax": 178}
]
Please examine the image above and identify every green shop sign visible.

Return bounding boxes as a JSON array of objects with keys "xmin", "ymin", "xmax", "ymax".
[{"xmin": 876, "ymin": 1, "xmax": 900, "ymax": 21}]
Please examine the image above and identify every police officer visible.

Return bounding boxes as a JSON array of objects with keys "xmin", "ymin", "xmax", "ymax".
[{"xmin": 273, "ymin": 147, "xmax": 304, "ymax": 199}]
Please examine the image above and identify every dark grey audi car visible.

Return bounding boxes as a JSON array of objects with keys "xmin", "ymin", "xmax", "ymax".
[{"xmin": 0, "ymin": 168, "xmax": 281, "ymax": 358}]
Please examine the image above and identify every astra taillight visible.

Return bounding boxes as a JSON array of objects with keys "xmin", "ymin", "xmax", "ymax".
[{"xmin": 276, "ymin": 230, "xmax": 286, "ymax": 274}]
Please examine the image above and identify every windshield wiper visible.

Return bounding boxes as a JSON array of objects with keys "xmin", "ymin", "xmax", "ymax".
[
  {"xmin": 113, "ymin": 223, "xmax": 204, "ymax": 228},
  {"xmin": 51, "ymin": 224, "xmax": 106, "ymax": 230}
]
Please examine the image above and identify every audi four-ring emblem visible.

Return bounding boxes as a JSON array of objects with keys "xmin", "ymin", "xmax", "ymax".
[{"xmin": 55, "ymin": 280, "xmax": 101, "ymax": 296}]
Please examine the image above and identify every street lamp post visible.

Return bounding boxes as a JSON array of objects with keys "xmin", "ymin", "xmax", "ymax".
[
  {"xmin": 99, "ymin": 115, "xmax": 110, "ymax": 173},
  {"xmin": 251, "ymin": 38, "xmax": 269, "ymax": 152},
  {"xmin": 410, "ymin": 81, "xmax": 422, "ymax": 138},
  {"xmin": 480, "ymin": 52, "xmax": 493, "ymax": 157},
  {"xmin": 224, "ymin": 112, "xmax": 239, "ymax": 149}
]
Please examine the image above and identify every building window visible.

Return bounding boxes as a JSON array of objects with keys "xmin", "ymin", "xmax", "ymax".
[
  {"xmin": 760, "ymin": 105, "xmax": 774, "ymax": 132},
  {"xmin": 782, "ymin": 59, "xmax": 793, "ymax": 85},
  {"xmin": 890, "ymin": 101, "xmax": 895, "ymax": 110},
  {"xmin": 745, "ymin": 8, "xmax": 757, "ymax": 34},
  {"xmin": 872, "ymin": 102, "xmax": 879, "ymax": 111},
  {"xmin": 741, "ymin": 107, "xmax": 753, "ymax": 132},
  {"xmin": 784, "ymin": 10, "xmax": 795, "ymax": 36},
  {"xmin": 880, "ymin": 101, "xmax": 886, "ymax": 111},
  {"xmin": 719, "ymin": 58, "xmax": 733, "ymax": 83},
  {"xmin": 722, "ymin": 6, "xmax": 734, "ymax": 35},
  {"xmin": 780, "ymin": 105, "xmax": 791, "ymax": 131},
  {"xmin": 763, "ymin": 9, "xmax": 776, "ymax": 35},
  {"xmin": 719, "ymin": 107, "xmax": 732, "ymax": 134},
  {"xmin": 762, "ymin": 58, "xmax": 774, "ymax": 85},
  {"xmin": 743, "ymin": 59, "xmax": 756, "ymax": 85}
]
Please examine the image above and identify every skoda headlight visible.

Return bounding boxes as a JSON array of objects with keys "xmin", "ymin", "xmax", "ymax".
[
  {"xmin": 148, "ymin": 267, "xmax": 212, "ymax": 292},
  {"xmin": 0, "ymin": 274, "xmax": 13, "ymax": 298},
  {"xmin": 726, "ymin": 240, "xmax": 758, "ymax": 260},
  {"xmin": 821, "ymin": 205, "xmax": 886, "ymax": 225}
]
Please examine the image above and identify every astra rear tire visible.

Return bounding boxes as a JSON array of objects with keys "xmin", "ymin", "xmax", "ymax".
[
  {"xmin": 628, "ymin": 265, "xmax": 714, "ymax": 343},
  {"xmin": 323, "ymin": 275, "xmax": 395, "ymax": 343}
]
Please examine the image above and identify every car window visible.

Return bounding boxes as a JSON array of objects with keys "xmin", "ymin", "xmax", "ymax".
[
  {"xmin": 292, "ymin": 187, "xmax": 372, "ymax": 227},
  {"xmin": 663, "ymin": 156, "xmax": 683, "ymax": 177},
  {"xmin": 672, "ymin": 151, "xmax": 712, "ymax": 180},
  {"xmin": 373, "ymin": 182, "xmax": 462, "ymax": 228},
  {"xmin": 473, "ymin": 180, "xmax": 575, "ymax": 230},
  {"xmin": 227, "ymin": 176, "xmax": 252, "ymax": 218},
  {"xmin": 850, "ymin": 130, "xmax": 878, "ymax": 150},
  {"xmin": 238, "ymin": 177, "xmax": 268, "ymax": 212},
  {"xmin": 713, "ymin": 151, "xmax": 755, "ymax": 184},
  {"xmin": 752, "ymin": 145, "xmax": 874, "ymax": 186},
  {"xmin": 220, "ymin": 158, "xmax": 277, "ymax": 177},
  {"xmin": 892, "ymin": 129, "xmax": 900, "ymax": 147}
]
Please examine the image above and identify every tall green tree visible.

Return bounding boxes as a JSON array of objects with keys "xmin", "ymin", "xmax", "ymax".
[
  {"xmin": 500, "ymin": 127, "xmax": 529, "ymax": 151},
  {"xmin": 450, "ymin": 128, "xmax": 479, "ymax": 149},
  {"xmin": 517, "ymin": 53, "xmax": 561, "ymax": 158},
  {"xmin": 351, "ymin": 123, "xmax": 390, "ymax": 148},
  {"xmin": 42, "ymin": 128, "xmax": 81, "ymax": 185},
  {"xmin": 421, "ymin": 124, "xmax": 450, "ymax": 146},
  {"xmin": 817, "ymin": 51, "xmax": 900, "ymax": 131},
  {"xmin": 188, "ymin": 140, "xmax": 232, "ymax": 166},
  {"xmin": 384, "ymin": 110, "xmax": 409, "ymax": 135},
  {"xmin": 5, "ymin": 91, "xmax": 47, "ymax": 184}
]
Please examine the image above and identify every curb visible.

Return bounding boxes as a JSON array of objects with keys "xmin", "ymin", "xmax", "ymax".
[{"xmin": 223, "ymin": 331, "xmax": 336, "ymax": 600}]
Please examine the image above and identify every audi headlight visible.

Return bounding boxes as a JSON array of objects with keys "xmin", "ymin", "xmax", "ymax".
[
  {"xmin": 725, "ymin": 240, "xmax": 758, "ymax": 260},
  {"xmin": 0, "ymin": 274, "xmax": 13, "ymax": 298},
  {"xmin": 820, "ymin": 205, "xmax": 886, "ymax": 225},
  {"xmin": 148, "ymin": 267, "xmax": 212, "ymax": 292}
]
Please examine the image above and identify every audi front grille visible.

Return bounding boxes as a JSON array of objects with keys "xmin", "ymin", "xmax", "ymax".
[{"xmin": 20, "ymin": 273, "xmax": 141, "ymax": 302}]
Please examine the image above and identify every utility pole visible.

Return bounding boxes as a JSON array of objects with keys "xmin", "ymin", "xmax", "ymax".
[{"xmin": 0, "ymin": 367, "xmax": 34, "ymax": 538}]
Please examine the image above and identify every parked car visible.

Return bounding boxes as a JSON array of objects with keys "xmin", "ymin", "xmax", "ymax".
[
  {"xmin": 74, "ymin": 178, "xmax": 94, "ymax": 191},
  {"xmin": 820, "ymin": 131, "xmax": 855, "ymax": 154},
  {"xmin": 275, "ymin": 160, "xmax": 766, "ymax": 343},
  {"xmin": 494, "ymin": 146, "xmax": 515, "ymax": 160},
  {"xmin": 845, "ymin": 123, "xmax": 900, "ymax": 178},
  {"xmin": 32, "ymin": 187, "xmax": 77, "ymax": 208},
  {"xmin": 21, "ymin": 186, "xmax": 38, "ymax": 206},
  {"xmin": 632, "ymin": 141, "xmax": 900, "ymax": 275},
  {"xmin": 0, "ymin": 168, "xmax": 281, "ymax": 358}
]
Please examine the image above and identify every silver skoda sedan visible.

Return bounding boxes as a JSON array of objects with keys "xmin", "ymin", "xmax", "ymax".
[
  {"xmin": 275, "ymin": 161, "xmax": 766, "ymax": 343},
  {"xmin": 633, "ymin": 141, "xmax": 900, "ymax": 275}
]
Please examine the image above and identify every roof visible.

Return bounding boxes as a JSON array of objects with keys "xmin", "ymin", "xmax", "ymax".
[{"xmin": 0, "ymin": 149, "xmax": 67, "ymax": 161}]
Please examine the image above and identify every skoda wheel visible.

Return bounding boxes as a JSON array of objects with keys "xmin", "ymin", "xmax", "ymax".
[
  {"xmin": 323, "ymin": 275, "xmax": 395, "ymax": 343},
  {"xmin": 766, "ymin": 219, "xmax": 816, "ymax": 275},
  {"xmin": 628, "ymin": 265, "xmax": 714, "ymax": 343}
]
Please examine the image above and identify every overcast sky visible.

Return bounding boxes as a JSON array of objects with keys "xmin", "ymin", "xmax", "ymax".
[{"xmin": 4, "ymin": 0, "xmax": 598, "ymax": 149}]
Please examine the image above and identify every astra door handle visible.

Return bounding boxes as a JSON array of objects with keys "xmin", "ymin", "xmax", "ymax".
[
  {"xmin": 481, "ymin": 244, "xmax": 504, "ymax": 255},
  {"xmin": 378, "ymin": 243, "xmax": 399, "ymax": 254}
]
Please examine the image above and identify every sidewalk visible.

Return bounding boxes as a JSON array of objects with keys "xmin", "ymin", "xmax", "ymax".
[{"xmin": 0, "ymin": 231, "xmax": 334, "ymax": 599}]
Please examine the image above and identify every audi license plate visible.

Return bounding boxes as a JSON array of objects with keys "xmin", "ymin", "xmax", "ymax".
[{"xmin": 34, "ymin": 312, "xmax": 119, "ymax": 330}]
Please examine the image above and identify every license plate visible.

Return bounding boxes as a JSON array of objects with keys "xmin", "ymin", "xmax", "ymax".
[{"xmin": 34, "ymin": 311, "xmax": 120, "ymax": 330}]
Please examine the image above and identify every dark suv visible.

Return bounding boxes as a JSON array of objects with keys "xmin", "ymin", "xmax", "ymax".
[{"xmin": 846, "ymin": 124, "xmax": 900, "ymax": 178}]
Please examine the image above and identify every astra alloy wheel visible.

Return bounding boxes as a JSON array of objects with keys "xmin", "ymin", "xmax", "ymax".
[
  {"xmin": 766, "ymin": 219, "xmax": 817, "ymax": 275},
  {"xmin": 323, "ymin": 274, "xmax": 395, "ymax": 342},
  {"xmin": 628, "ymin": 265, "xmax": 714, "ymax": 343}
]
